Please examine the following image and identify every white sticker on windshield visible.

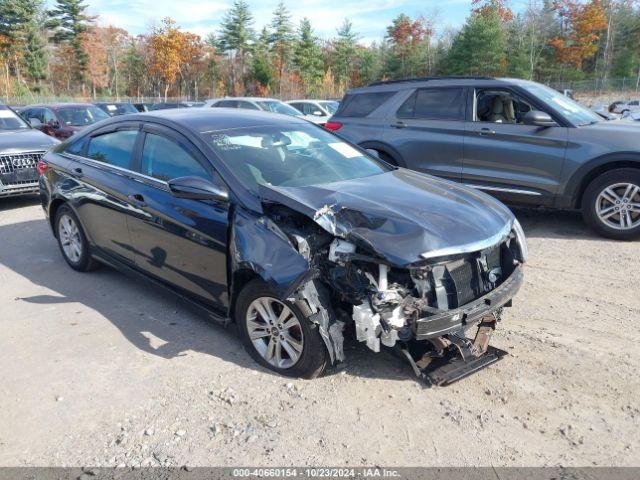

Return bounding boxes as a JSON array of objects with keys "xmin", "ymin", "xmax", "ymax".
[{"xmin": 329, "ymin": 142, "xmax": 361, "ymax": 158}]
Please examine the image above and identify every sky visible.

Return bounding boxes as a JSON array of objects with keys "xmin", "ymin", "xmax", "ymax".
[{"xmin": 84, "ymin": 0, "xmax": 529, "ymax": 44}]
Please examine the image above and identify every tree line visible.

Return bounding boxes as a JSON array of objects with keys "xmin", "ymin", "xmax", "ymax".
[{"xmin": 1, "ymin": 0, "xmax": 639, "ymax": 102}]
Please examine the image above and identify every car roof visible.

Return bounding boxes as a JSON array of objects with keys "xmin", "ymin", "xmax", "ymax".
[
  {"xmin": 216, "ymin": 97, "xmax": 280, "ymax": 102},
  {"xmin": 107, "ymin": 108, "xmax": 309, "ymax": 133},
  {"xmin": 346, "ymin": 76, "xmax": 537, "ymax": 93},
  {"xmin": 95, "ymin": 101, "xmax": 132, "ymax": 105}
]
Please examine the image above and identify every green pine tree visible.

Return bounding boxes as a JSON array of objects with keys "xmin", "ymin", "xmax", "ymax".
[
  {"xmin": 217, "ymin": 0, "xmax": 255, "ymax": 89},
  {"xmin": 333, "ymin": 19, "xmax": 358, "ymax": 88},
  {"xmin": 293, "ymin": 18, "xmax": 324, "ymax": 95},
  {"xmin": 269, "ymin": 1, "xmax": 293, "ymax": 93}
]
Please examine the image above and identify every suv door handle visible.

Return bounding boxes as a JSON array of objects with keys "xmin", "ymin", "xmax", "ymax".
[
  {"xmin": 128, "ymin": 193, "xmax": 147, "ymax": 207},
  {"xmin": 476, "ymin": 127, "xmax": 496, "ymax": 136},
  {"xmin": 391, "ymin": 121, "xmax": 406, "ymax": 129}
]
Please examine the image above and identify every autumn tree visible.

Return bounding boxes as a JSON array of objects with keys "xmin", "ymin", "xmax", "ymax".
[
  {"xmin": 385, "ymin": 14, "xmax": 432, "ymax": 78},
  {"xmin": 472, "ymin": 0, "xmax": 514, "ymax": 22},
  {"xmin": 148, "ymin": 18, "xmax": 184, "ymax": 101},
  {"xmin": 549, "ymin": 0, "xmax": 608, "ymax": 71},
  {"xmin": 81, "ymin": 27, "xmax": 107, "ymax": 98}
]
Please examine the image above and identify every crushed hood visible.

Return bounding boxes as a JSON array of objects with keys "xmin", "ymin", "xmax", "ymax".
[{"xmin": 259, "ymin": 169, "xmax": 515, "ymax": 267}]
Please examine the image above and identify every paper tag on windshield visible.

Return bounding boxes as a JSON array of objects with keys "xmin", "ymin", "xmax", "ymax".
[{"xmin": 329, "ymin": 142, "xmax": 361, "ymax": 158}]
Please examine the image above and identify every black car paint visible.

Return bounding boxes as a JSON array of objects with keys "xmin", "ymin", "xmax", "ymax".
[{"xmin": 40, "ymin": 109, "xmax": 517, "ymax": 350}]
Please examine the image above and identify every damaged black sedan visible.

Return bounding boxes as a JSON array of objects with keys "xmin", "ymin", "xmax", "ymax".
[{"xmin": 39, "ymin": 109, "xmax": 527, "ymax": 384}]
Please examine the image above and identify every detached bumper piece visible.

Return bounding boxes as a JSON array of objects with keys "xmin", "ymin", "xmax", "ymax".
[{"xmin": 423, "ymin": 345, "xmax": 507, "ymax": 386}]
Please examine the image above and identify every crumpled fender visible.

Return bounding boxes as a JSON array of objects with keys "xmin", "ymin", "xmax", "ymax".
[{"xmin": 229, "ymin": 206, "xmax": 343, "ymax": 363}]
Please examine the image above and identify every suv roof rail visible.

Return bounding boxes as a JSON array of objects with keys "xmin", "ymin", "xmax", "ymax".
[{"xmin": 367, "ymin": 76, "xmax": 494, "ymax": 87}]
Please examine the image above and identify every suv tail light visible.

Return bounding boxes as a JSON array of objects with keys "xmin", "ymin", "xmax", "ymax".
[
  {"xmin": 36, "ymin": 159, "xmax": 49, "ymax": 175},
  {"xmin": 324, "ymin": 121, "xmax": 342, "ymax": 131}
]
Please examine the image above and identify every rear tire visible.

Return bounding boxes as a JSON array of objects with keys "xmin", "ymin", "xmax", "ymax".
[
  {"xmin": 55, "ymin": 204, "xmax": 100, "ymax": 271},
  {"xmin": 235, "ymin": 279, "xmax": 329, "ymax": 379},
  {"xmin": 581, "ymin": 168, "xmax": 640, "ymax": 240}
]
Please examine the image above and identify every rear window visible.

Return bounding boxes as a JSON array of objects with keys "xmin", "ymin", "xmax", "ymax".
[
  {"xmin": 335, "ymin": 92, "xmax": 395, "ymax": 117},
  {"xmin": 397, "ymin": 88, "xmax": 466, "ymax": 120}
]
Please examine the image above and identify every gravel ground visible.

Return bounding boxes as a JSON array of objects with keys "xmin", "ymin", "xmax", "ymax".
[{"xmin": 0, "ymin": 196, "xmax": 639, "ymax": 468}]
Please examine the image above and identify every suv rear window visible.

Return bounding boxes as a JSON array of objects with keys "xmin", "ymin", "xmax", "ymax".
[
  {"xmin": 397, "ymin": 88, "xmax": 466, "ymax": 121},
  {"xmin": 335, "ymin": 92, "xmax": 395, "ymax": 117}
]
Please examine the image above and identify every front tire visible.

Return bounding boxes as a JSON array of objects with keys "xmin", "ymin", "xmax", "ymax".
[
  {"xmin": 55, "ymin": 205, "xmax": 100, "ymax": 271},
  {"xmin": 582, "ymin": 168, "xmax": 640, "ymax": 240},
  {"xmin": 235, "ymin": 279, "xmax": 329, "ymax": 378}
]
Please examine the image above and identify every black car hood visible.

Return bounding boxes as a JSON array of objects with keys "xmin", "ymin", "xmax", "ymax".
[
  {"xmin": 0, "ymin": 128, "xmax": 58, "ymax": 153},
  {"xmin": 259, "ymin": 169, "xmax": 515, "ymax": 266}
]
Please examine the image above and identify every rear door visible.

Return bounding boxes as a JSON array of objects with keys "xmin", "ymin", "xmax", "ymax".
[
  {"xmin": 383, "ymin": 87, "xmax": 467, "ymax": 182},
  {"xmin": 462, "ymin": 87, "xmax": 568, "ymax": 206},
  {"xmin": 64, "ymin": 125, "xmax": 141, "ymax": 264},
  {"xmin": 125, "ymin": 124, "xmax": 229, "ymax": 311}
]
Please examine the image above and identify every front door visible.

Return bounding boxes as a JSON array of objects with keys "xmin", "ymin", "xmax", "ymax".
[
  {"xmin": 383, "ymin": 87, "xmax": 467, "ymax": 182},
  {"xmin": 126, "ymin": 126, "xmax": 229, "ymax": 311},
  {"xmin": 462, "ymin": 87, "xmax": 568, "ymax": 206}
]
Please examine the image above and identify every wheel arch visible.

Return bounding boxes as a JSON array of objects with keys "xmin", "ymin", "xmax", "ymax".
[
  {"xmin": 567, "ymin": 154, "xmax": 640, "ymax": 208},
  {"xmin": 358, "ymin": 141, "xmax": 406, "ymax": 167}
]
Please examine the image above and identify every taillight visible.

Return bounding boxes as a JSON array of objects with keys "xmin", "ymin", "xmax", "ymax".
[
  {"xmin": 37, "ymin": 160, "xmax": 49, "ymax": 175},
  {"xmin": 324, "ymin": 121, "xmax": 342, "ymax": 131}
]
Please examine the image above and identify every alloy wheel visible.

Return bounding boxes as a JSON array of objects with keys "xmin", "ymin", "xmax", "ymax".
[
  {"xmin": 58, "ymin": 214, "xmax": 83, "ymax": 263},
  {"xmin": 246, "ymin": 297, "xmax": 304, "ymax": 369},
  {"xmin": 595, "ymin": 182, "xmax": 640, "ymax": 230}
]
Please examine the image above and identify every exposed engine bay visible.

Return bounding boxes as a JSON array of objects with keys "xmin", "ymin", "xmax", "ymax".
[{"xmin": 257, "ymin": 200, "xmax": 527, "ymax": 385}]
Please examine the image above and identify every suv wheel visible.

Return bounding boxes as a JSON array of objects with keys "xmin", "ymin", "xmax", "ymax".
[
  {"xmin": 55, "ymin": 205, "xmax": 100, "ymax": 271},
  {"xmin": 235, "ymin": 279, "xmax": 329, "ymax": 378},
  {"xmin": 582, "ymin": 168, "xmax": 640, "ymax": 240}
]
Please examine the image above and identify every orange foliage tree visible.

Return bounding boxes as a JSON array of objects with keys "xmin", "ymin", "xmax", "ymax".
[
  {"xmin": 472, "ymin": 0, "xmax": 514, "ymax": 22},
  {"xmin": 148, "ymin": 18, "xmax": 185, "ymax": 101},
  {"xmin": 81, "ymin": 27, "xmax": 108, "ymax": 98},
  {"xmin": 549, "ymin": 0, "xmax": 608, "ymax": 69}
]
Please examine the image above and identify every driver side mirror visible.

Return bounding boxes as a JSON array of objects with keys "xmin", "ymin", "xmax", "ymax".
[
  {"xmin": 29, "ymin": 118, "xmax": 43, "ymax": 129},
  {"xmin": 168, "ymin": 176, "xmax": 229, "ymax": 202},
  {"xmin": 523, "ymin": 110, "xmax": 557, "ymax": 127}
]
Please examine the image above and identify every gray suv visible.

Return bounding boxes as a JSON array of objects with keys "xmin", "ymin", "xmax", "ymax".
[{"xmin": 326, "ymin": 77, "xmax": 640, "ymax": 240}]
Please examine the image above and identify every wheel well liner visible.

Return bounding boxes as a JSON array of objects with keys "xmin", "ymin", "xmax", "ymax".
[
  {"xmin": 228, "ymin": 268, "xmax": 261, "ymax": 322},
  {"xmin": 48, "ymin": 198, "xmax": 66, "ymax": 236}
]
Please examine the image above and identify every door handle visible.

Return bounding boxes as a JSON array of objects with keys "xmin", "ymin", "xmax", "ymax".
[
  {"xmin": 476, "ymin": 127, "xmax": 496, "ymax": 136},
  {"xmin": 391, "ymin": 121, "xmax": 406, "ymax": 129},
  {"xmin": 71, "ymin": 167, "xmax": 83, "ymax": 178},
  {"xmin": 128, "ymin": 193, "xmax": 147, "ymax": 207}
]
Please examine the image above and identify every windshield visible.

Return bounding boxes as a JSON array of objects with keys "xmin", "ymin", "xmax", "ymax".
[
  {"xmin": 520, "ymin": 83, "xmax": 601, "ymax": 126},
  {"xmin": 320, "ymin": 101, "xmax": 339, "ymax": 115},
  {"xmin": 57, "ymin": 106, "xmax": 109, "ymax": 126},
  {"xmin": 255, "ymin": 101, "xmax": 301, "ymax": 116},
  {"xmin": 0, "ymin": 107, "xmax": 30, "ymax": 130},
  {"xmin": 100, "ymin": 103, "xmax": 138, "ymax": 116},
  {"xmin": 206, "ymin": 124, "xmax": 391, "ymax": 193}
]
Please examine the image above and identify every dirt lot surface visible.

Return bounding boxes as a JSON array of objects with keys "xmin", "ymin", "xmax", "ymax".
[{"xmin": 1, "ymin": 196, "xmax": 639, "ymax": 468}]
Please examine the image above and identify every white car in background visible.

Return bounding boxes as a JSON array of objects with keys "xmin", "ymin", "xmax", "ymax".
[
  {"xmin": 208, "ymin": 97, "xmax": 303, "ymax": 118},
  {"xmin": 286, "ymin": 99, "xmax": 340, "ymax": 124}
]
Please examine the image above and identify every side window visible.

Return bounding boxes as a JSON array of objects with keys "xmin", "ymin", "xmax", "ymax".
[
  {"xmin": 289, "ymin": 103, "xmax": 303, "ymax": 113},
  {"xmin": 43, "ymin": 109, "xmax": 57, "ymax": 125},
  {"xmin": 397, "ymin": 88, "xmax": 465, "ymax": 120},
  {"xmin": 335, "ymin": 92, "xmax": 395, "ymax": 117},
  {"xmin": 216, "ymin": 100, "xmax": 238, "ymax": 108},
  {"xmin": 141, "ymin": 133, "xmax": 209, "ymax": 182},
  {"xmin": 64, "ymin": 138, "xmax": 86, "ymax": 155},
  {"xmin": 237, "ymin": 101, "xmax": 259, "ymax": 110},
  {"xmin": 86, "ymin": 130, "xmax": 138, "ymax": 169},
  {"xmin": 475, "ymin": 89, "xmax": 540, "ymax": 125},
  {"xmin": 303, "ymin": 103, "xmax": 317, "ymax": 115}
]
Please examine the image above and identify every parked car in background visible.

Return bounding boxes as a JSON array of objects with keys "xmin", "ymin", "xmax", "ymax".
[
  {"xmin": 286, "ymin": 100, "xmax": 340, "ymax": 124},
  {"xmin": 328, "ymin": 76, "xmax": 640, "ymax": 239},
  {"xmin": 209, "ymin": 97, "xmax": 303, "ymax": 118},
  {"xmin": 20, "ymin": 103, "xmax": 109, "ymax": 140},
  {"xmin": 39, "ymin": 108, "xmax": 526, "ymax": 384},
  {"xmin": 621, "ymin": 110, "xmax": 640, "ymax": 122},
  {"xmin": 611, "ymin": 99, "xmax": 640, "ymax": 114},
  {"xmin": 609, "ymin": 101, "xmax": 626, "ymax": 113},
  {"xmin": 0, "ymin": 104, "xmax": 58, "ymax": 198},
  {"xmin": 133, "ymin": 103, "xmax": 152, "ymax": 112},
  {"xmin": 149, "ymin": 102, "xmax": 201, "ymax": 111},
  {"xmin": 95, "ymin": 102, "xmax": 138, "ymax": 117}
]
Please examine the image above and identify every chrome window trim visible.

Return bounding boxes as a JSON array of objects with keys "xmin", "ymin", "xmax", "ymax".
[
  {"xmin": 420, "ymin": 220, "xmax": 513, "ymax": 260},
  {"xmin": 465, "ymin": 184, "xmax": 542, "ymax": 196}
]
